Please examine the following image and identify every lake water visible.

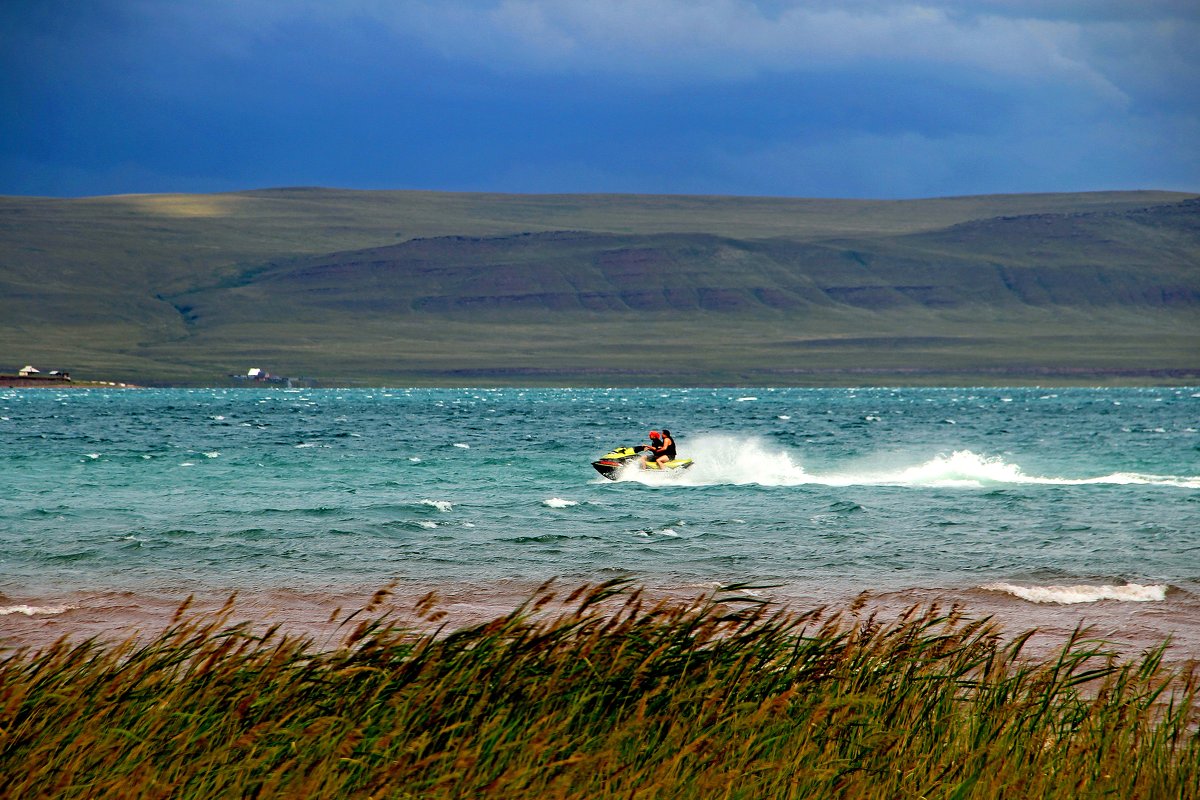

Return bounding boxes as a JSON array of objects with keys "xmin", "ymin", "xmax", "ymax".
[{"xmin": 2, "ymin": 387, "xmax": 1198, "ymax": 656}]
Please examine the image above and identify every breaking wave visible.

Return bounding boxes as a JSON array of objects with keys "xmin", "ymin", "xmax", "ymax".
[
  {"xmin": 543, "ymin": 497, "xmax": 579, "ymax": 508},
  {"xmin": 0, "ymin": 604, "xmax": 75, "ymax": 616},
  {"xmin": 981, "ymin": 582, "xmax": 1168, "ymax": 604}
]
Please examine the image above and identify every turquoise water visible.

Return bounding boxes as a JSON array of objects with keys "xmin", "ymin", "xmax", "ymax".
[{"xmin": 2, "ymin": 387, "xmax": 1198, "ymax": 649}]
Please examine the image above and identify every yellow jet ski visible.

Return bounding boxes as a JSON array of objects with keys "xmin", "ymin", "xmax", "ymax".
[{"xmin": 591, "ymin": 446, "xmax": 694, "ymax": 480}]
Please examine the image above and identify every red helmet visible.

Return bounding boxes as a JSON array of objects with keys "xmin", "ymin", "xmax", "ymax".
[{"xmin": 649, "ymin": 430, "xmax": 661, "ymax": 439}]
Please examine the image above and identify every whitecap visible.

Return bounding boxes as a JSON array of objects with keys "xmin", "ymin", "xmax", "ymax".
[
  {"xmin": 736, "ymin": 397, "xmax": 757, "ymax": 402},
  {"xmin": 204, "ymin": 451, "xmax": 220, "ymax": 458},
  {"xmin": 180, "ymin": 462, "xmax": 195, "ymax": 467},
  {"xmin": 1, "ymin": 604, "xmax": 75, "ymax": 616},
  {"xmin": 84, "ymin": 453, "xmax": 101, "ymax": 460},
  {"xmin": 409, "ymin": 456, "xmax": 422, "ymax": 463},
  {"xmin": 543, "ymin": 498, "xmax": 578, "ymax": 508},
  {"xmin": 454, "ymin": 443, "xmax": 470, "ymax": 449},
  {"xmin": 421, "ymin": 499, "xmax": 453, "ymax": 512},
  {"xmin": 778, "ymin": 415, "xmax": 791, "ymax": 420},
  {"xmin": 417, "ymin": 520, "xmax": 438, "ymax": 529},
  {"xmin": 982, "ymin": 582, "xmax": 1167, "ymax": 604}
]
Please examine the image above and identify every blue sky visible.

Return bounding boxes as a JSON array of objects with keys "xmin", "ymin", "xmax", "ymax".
[{"xmin": 2, "ymin": 0, "xmax": 1197, "ymax": 198}]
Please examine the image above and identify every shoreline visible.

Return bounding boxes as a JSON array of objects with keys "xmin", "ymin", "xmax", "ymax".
[
  {"xmin": 3, "ymin": 374, "xmax": 1199, "ymax": 390},
  {"xmin": 0, "ymin": 377, "xmax": 139, "ymax": 388},
  {"xmin": 5, "ymin": 579, "xmax": 1198, "ymax": 663}
]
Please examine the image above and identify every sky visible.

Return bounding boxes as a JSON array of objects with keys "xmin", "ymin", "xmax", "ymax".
[{"xmin": 2, "ymin": 0, "xmax": 1198, "ymax": 199}]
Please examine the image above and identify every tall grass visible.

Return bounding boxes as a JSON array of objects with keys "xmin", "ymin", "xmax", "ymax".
[{"xmin": 2, "ymin": 581, "xmax": 1196, "ymax": 798}]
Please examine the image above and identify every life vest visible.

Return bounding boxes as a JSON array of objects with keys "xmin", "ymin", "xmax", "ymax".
[{"xmin": 659, "ymin": 434, "xmax": 676, "ymax": 460}]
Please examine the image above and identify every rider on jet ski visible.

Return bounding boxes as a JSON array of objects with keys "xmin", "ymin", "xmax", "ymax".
[{"xmin": 640, "ymin": 430, "xmax": 676, "ymax": 467}]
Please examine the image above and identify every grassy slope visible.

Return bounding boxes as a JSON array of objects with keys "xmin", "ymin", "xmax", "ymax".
[{"xmin": 1, "ymin": 188, "xmax": 1196, "ymax": 385}]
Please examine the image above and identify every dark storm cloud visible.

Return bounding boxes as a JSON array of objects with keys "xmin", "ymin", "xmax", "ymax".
[{"xmin": 1, "ymin": 0, "xmax": 1196, "ymax": 197}]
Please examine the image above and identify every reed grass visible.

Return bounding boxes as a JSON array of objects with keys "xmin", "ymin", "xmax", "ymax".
[{"xmin": 1, "ymin": 581, "xmax": 1197, "ymax": 799}]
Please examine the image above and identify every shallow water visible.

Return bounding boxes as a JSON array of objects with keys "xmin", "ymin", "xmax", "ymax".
[{"xmin": 2, "ymin": 387, "xmax": 1198, "ymax": 654}]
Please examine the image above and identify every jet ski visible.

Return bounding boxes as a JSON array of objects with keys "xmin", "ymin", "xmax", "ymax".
[{"xmin": 591, "ymin": 446, "xmax": 695, "ymax": 480}]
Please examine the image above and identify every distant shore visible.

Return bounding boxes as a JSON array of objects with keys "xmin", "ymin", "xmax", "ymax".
[
  {"xmin": 4, "ymin": 370, "xmax": 1198, "ymax": 390},
  {"xmin": 0, "ymin": 375, "xmax": 139, "ymax": 388},
  {"xmin": 4, "ymin": 189, "xmax": 1197, "ymax": 393}
]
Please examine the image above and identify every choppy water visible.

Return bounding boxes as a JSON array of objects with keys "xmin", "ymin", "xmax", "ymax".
[{"xmin": 2, "ymin": 387, "xmax": 1198, "ymax": 653}]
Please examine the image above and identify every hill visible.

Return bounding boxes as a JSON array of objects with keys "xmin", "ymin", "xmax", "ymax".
[{"xmin": 1, "ymin": 188, "xmax": 1196, "ymax": 385}]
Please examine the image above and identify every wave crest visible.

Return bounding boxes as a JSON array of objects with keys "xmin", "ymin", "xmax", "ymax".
[
  {"xmin": 0, "ymin": 604, "xmax": 75, "ymax": 616},
  {"xmin": 981, "ymin": 582, "xmax": 1168, "ymax": 604}
]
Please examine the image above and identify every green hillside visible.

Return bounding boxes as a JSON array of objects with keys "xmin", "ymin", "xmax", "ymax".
[{"xmin": 1, "ymin": 188, "xmax": 1196, "ymax": 386}]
